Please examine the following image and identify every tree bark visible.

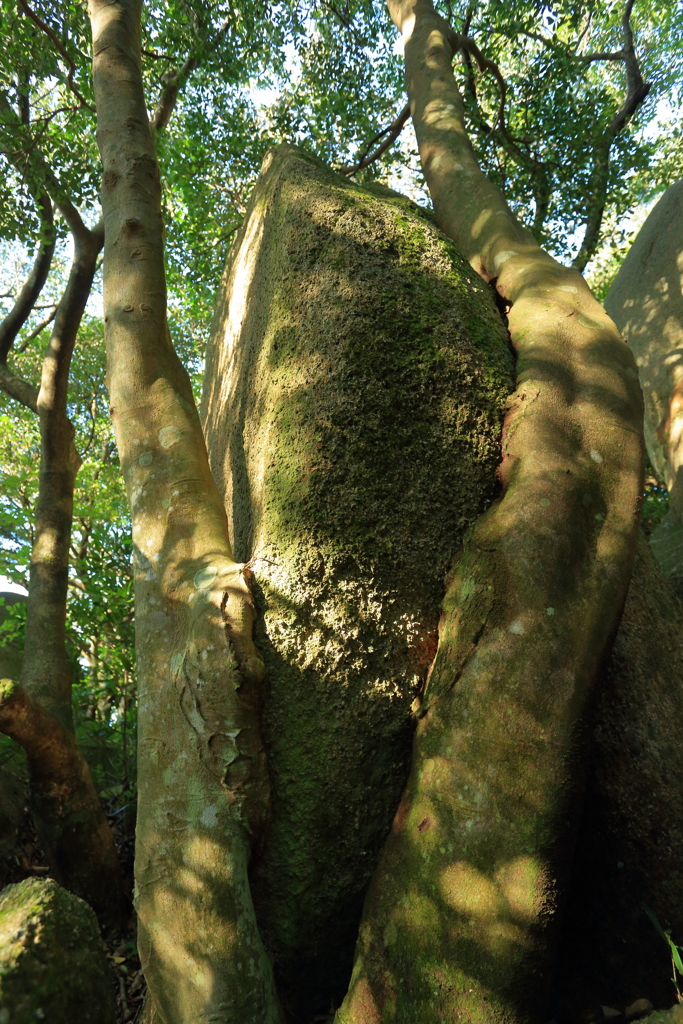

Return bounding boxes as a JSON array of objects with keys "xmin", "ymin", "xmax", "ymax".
[
  {"xmin": 334, "ymin": 4, "xmax": 644, "ymax": 1022},
  {"xmin": 0, "ymin": 218, "xmax": 124, "ymax": 927},
  {"xmin": 89, "ymin": 1, "xmax": 282, "ymax": 1019},
  {"xmin": 0, "ymin": 678, "xmax": 122, "ymax": 927}
]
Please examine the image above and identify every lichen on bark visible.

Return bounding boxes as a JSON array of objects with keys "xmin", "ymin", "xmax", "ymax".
[{"xmin": 202, "ymin": 143, "xmax": 514, "ymax": 1018}]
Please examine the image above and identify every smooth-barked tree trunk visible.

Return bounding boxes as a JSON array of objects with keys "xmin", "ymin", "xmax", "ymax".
[
  {"xmin": 89, "ymin": 2, "xmax": 282, "ymax": 1020},
  {"xmin": 334, "ymin": 3, "xmax": 643, "ymax": 1022},
  {"xmin": 0, "ymin": 204, "xmax": 124, "ymax": 927}
]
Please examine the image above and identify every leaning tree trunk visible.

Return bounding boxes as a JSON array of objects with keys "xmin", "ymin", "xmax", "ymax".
[
  {"xmin": 331, "ymin": 3, "xmax": 643, "ymax": 1022},
  {"xmin": 201, "ymin": 143, "xmax": 515, "ymax": 1021}
]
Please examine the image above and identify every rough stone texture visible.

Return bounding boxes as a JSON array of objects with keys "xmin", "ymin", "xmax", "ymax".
[
  {"xmin": 0, "ymin": 877, "xmax": 116, "ymax": 1023},
  {"xmin": 202, "ymin": 143, "xmax": 514, "ymax": 1020},
  {"xmin": 604, "ymin": 181, "xmax": 683, "ymax": 583},
  {"xmin": 552, "ymin": 535, "xmax": 683, "ymax": 1021}
]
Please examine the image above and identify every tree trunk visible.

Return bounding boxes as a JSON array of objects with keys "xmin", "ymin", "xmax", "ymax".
[
  {"xmin": 88, "ymin": 1, "xmax": 647, "ymax": 1019},
  {"xmin": 332, "ymin": 3, "xmax": 643, "ymax": 1022},
  {"xmin": 89, "ymin": 2, "xmax": 282, "ymax": 1019},
  {"xmin": 201, "ymin": 143, "xmax": 514, "ymax": 1021},
  {"xmin": 0, "ymin": 217, "xmax": 124, "ymax": 927}
]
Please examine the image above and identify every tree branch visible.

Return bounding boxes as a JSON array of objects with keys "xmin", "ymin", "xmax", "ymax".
[
  {"xmin": 149, "ymin": 16, "xmax": 230, "ymax": 131},
  {"xmin": 0, "ymin": 90, "xmax": 91, "ymax": 245},
  {"xmin": 16, "ymin": 307, "xmax": 57, "ymax": 351},
  {"xmin": 0, "ymin": 363, "xmax": 39, "ymax": 412},
  {"xmin": 578, "ymin": 50, "xmax": 626, "ymax": 62},
  {"xmin": 572, "ymin": 0, "xmax": 650, "ymax": 271},
  {"xmin": 0, "ymin": 192, "xmax": 55, "ymax": 362},
  {"xmin": 338, "ymin": 103, "xmax": 411, "ymax": 175},
  {"xmin": 17, "ymin": 0, "xmax": 95, "ymax": 112}
]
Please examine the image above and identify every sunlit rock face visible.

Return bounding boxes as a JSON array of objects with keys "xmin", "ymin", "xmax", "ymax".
[
  {"xmin": 202, "ymin": 143, "xmax": 514, "ymax": 1020},
  {"xmin": 605, "ymin": 180, "xmax": 683, "ymax": 584}
]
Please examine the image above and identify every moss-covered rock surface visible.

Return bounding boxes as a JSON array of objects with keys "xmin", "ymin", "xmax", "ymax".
[
  {"xmin": 0, "ymin": 877, "xmax": 115, "ymax": 1023},
  {"xmin": 202, "ymin": 144, "xmax": 514, "ymax": 1018}
]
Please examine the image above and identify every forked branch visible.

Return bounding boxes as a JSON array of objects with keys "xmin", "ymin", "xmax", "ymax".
[
  {"xmin": 338, "ymin": 103, "xmax": 411, "ymax": 175},
  {"xmin": 572, "ymin": 0, "xmax": 650, "ymax": 271},
  {"xmin": 17, "ymin": 0, "xmax": 94, "ymax": 112},
  {"xmin": 0, "ymin": 191, "xmax": 55, "ymax": 363}
]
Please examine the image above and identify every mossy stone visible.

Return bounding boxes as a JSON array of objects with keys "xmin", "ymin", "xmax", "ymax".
[
  {"xmin": 202, "ymin": 143, "xmax": 514, "ymax": 1019},
  {"xmin": 0, "ymin": 877, "xmax": 115, "ymax": 1023}
]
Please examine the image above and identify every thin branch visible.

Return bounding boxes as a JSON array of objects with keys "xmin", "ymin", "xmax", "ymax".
[
  {"xmin": 338, "ymin": 103, "xmax": 411, "ymax": 175},
  {"xmin": 0, "ymin": 90, "xmax": 91, "ymax": 245},
  {"xmin": 0, "ymin": 192, "xmax": 55, "ymax": 361},
  {"xmin": 578, "ymin": 50, "xmax": 626, "ymax": 63},
  {"xmin": 16, "ymin": 306, "xmax": 57, "ymax": 351},
  {"xmin": 572, "ymin": 0, "xmax": 650, "ymax": 271},
  {"xmin": 17, "ymin": 0, "xmax": 95, "ymax": 113},
  {"xmin": 0, "ymin": 363, "xmax": 39, "ymax": 412},
  {"xmin": 149, "ymin": 16, "xmax": 230, "ymax": 131}
]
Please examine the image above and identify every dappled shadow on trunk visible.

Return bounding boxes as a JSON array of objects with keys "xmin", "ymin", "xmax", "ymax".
[{"xmin": 335, "ymin": 229, "xmax": 642, "ymax": 1021}]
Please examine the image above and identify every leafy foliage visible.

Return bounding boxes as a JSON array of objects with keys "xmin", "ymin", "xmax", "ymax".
[{"xmin": 0, "ymin": 0, "xmax": 680, "ymax": 802}]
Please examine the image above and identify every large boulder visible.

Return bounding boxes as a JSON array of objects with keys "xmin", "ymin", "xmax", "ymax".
[
  {"xmin": 553, "ymin": 536, "xmax": 683, "ymax": 1019},
  {"xmin": 202, "ymin": 143, "xmax": 514, "ymax": 1019},
  {"xmin": 0, "ymin": 877, "xmax": 115, "ymax": 1022},
  {"xmin": 604, "ymin": 181, "xmax": 683, "ymax": 583}
]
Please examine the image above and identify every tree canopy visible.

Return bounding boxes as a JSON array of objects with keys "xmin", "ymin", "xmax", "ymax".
[{"xmin": 0, "ymin": 0, "xmax": 679, "ymax": 820}]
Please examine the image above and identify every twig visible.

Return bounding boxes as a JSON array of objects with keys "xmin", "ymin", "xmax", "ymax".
[
  {"xmin": 149, "ymin": 16, "xmax": 230, "ymax": 131},
  {"xmin": 17, "ymin": 0, "xmax": 95, "ymax": 113},
  {"xmin": 0, "ymin": 191, "xmax": 54, "ymax": 361},
  {"xmin": 338, "ymin": 103, "xmax": 411, "ymax": 175},
  {"xmin": 16, "ymin": 306, "xmax": 57, "ymax": 351}
]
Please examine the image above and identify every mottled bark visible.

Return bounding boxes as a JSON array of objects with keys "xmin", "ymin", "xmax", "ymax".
[
  {"xmin": 335, "ymin": 3, "xmax": 643, "ymax": 1022},
  {"xmin": 89, "ymin": 1, "xmax": 282, "ymax": 1019}
]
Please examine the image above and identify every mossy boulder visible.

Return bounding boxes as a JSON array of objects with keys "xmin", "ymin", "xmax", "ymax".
[
  {"xmin": 553, "ymin": 535, "xmax": 683, "ymax": 1019},
  {"xmin": 202, "ymin": 143, "xmax": 514, "ymax": 1018},
  {"xmin": 0, "ymin": 877, "xmax": 115, "ymax": 1023}
]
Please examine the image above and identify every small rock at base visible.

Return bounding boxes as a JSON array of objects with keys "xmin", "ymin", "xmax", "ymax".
[{"xmin": 626, "ymin": 999, "xmax": 655, "ymax": 1021}]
